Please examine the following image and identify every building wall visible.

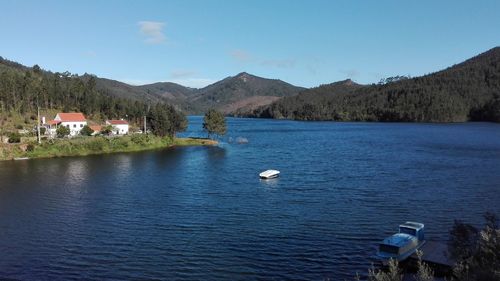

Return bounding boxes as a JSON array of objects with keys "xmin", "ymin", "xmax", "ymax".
[
  {"xmin": 61, "ymin": 121, "xmax": 87, "ymax": 136},
  {"xmin": 112, "ymin": 124, "xmax": 129, "ymax": 135}
]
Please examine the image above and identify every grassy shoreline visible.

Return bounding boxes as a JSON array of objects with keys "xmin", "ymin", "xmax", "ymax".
[{"xmin": 0, "ymin": 135, "xmax": 217, "ymax": 161}]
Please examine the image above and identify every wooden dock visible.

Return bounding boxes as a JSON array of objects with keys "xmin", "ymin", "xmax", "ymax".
[{"xmin": 407, "ymin": 241, "xmax": 454, "ymax": 276}]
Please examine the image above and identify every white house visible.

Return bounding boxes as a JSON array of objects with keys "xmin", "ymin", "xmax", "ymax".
[
  {"xmin": 106, "ymin": 119, "xmax": 129, "ymax": 135},
  {"xmin": 46, "ymin": 112, "xmax": 87, "ymax": 136}
]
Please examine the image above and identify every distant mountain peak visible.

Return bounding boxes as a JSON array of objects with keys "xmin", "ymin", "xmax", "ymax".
[
  {"xmin": 188, "ymin": 71, "xmax": 305, "ymax": 113},
  {"xmin": 236, "ymin": 71, "xmax": 250, "ymax": 77},
  {"xmin": 236, "ymin": 72, "xmax": 252, "ymax": 82},
  {"xmin": 318, "ymin": 79, "xmax": 361, "ymax": 88},
  {"xmin": 343, "ymin": 79, "xmax": 354, "ymax": 85}
]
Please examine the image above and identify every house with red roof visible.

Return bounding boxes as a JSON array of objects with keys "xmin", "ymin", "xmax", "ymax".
[
  {"xmin": 46, "ymin": 112, "xmax": 88, "ymax": 136},
  {"xmin": 105, "ymin": 119, "xmax": 129, "ymax": 135},
  {"xmin": 88, "ymin": 125, "xmax": 102, "ymax": 136}
]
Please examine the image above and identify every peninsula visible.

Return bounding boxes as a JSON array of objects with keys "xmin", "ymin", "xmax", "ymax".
[{"xmin": 0, "ymin": 136, "xmax": 217, "ymax": 161}]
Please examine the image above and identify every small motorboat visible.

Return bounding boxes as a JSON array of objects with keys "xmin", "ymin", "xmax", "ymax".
[
  {"xmin": 377, "ymin": 222, "xmax": 426, "ymax": 262},
  {"xmin": 259, "ymin": 169, "xmax": 280, "ymax": 179}
]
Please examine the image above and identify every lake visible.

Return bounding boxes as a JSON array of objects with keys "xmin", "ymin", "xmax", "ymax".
[{"xmin": 1, "ymin": 117, "xmax": 499, "ymax": 280}]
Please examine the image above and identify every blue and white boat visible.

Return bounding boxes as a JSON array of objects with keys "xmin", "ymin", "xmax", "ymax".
[
  {"xmin": 259, "ymin": 169, "xmax": 280, "ymax": 179},
  {"xmin": 377, "ymin": 222, "xmax": 426, "ymax": 262}
]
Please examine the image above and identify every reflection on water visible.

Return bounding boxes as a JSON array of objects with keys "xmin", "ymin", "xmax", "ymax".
[
  {"xmin": 259, "ymin": 178, "xmax": 280, "ymax": 188},
  {"xmin": 63, "ymin": 160, "xmax": 89, "ymax": 189},
  {"xmin": 0, "ymin": 117, "xmax": 500, "ymax": 280}
]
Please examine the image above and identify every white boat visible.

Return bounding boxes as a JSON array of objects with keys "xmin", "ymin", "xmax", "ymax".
[
  {"xmin": 377, "ymin": 222, "xmax": 426, "ymax": 262},
  {"xmin": 259, "ymin": 169, "xmax": 280, "ymax": 179}
]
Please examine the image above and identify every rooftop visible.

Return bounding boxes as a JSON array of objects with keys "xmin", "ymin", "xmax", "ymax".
[
  {"xmin": 400, "ymin": 222, "xmax": 425, "ymax": 230},
  {"xmin": 89, "ymin": 125, "xmax": 102, "ymax": 132},
  {"xmin": 107, "ymin": 120, "xmax": 128, "ymax": 125},
  {"xmin": 46, "ymin": 120, "xmax": 61, "ymax": 125},
  {"xmin": 382, "ymin": 233, "xmax": 415, "ymax": 247},
  {"xmin": 56, "ymin": 112, "xmax": 86, "ymax": 122}
]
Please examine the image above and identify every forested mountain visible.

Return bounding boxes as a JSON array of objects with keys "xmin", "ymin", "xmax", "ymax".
[
  {"xmin": 232, "ymin": 79, "xmax": 363, "ymax": 119},
  {"xmin": 0, "ymin": 57, "xmax": 185, "ymax": 132},
  {"xmin": 4, "ymin": 47, "xmax": 499, "ymax": 123},
  {"xmin": 137, "ymin": 82, "xmax": 196, "ymax": 101},
  {"xmin": 190, "ymin": 72, "xmax": 305, "ymax": 113},
  {"xmin": 3, "ymin": 57, "xmax": 305, "ymax": 116},
  {"xmin": 87, "ymin": 72, "xmax": 303, "ymax": 114},
  {"xmin": 85, "ymin": 77, "xmax": 197, "ymax": 112},
  {"xmin": 0, "ymin": 57, "xmax": 304, "ymax": 122},
  {"xmin": 240, "ymin": 47, "xmax": 500, "ymax": 122},
  {"xmin": 91, "ymin": 72, "xmax": 304, "ymax": 114},
  {"xmin": 85, "ymin": 76, "xmax": 196, "ymax": 104}
]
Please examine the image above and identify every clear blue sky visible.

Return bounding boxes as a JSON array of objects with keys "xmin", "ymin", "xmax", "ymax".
[{"xmin": 1, "ymin": 0, "xmax": 499, "ymax": 88}]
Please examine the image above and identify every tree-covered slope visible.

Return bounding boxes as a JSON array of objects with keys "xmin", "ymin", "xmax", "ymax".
[
  {"xmin": 0, "ymin": 57, "xmax": 182, "ymax": 127},
  {"xmin": 233, "ymin": 79, "xmax": 363, "ymax": 119},
  {"xmin": 243, "ymin": 47, "xmax": 500, "ymax": 122},
  {"xmin": 190, "ymin": 72, "xmax": 305, "ymax": 113},
  {"xmin": 88, "ymin": 77, "xmax": 198, "ymax": 112},
  {"xmin": 137, "ymin": 82, "xmax": 196, "ymax": 101},
  {"xmin": 0, "ymin": 56, "xmax": 305, "ymax": 117}
]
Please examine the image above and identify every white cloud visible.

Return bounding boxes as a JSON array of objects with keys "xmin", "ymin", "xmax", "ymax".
[{"xmin": 138, "ymin": 21, "xmax": 166, "ymax": 44}]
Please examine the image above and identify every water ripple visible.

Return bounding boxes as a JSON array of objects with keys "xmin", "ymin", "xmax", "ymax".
[{"xmin": 0, "ymin": 118, "xmax": 499, "ymax": 280}]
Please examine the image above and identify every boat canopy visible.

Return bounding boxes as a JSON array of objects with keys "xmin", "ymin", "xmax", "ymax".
[
  {"xmin": 399, "ymin": 221, "xmax": 425, "ymax": 241},
  {"xmin": 381, "ymin": 233, "xmax": 415, "ymax": 247},
  {"xmin": 399, "ymin": 222, "xmax": 424, "ymax": 230}
]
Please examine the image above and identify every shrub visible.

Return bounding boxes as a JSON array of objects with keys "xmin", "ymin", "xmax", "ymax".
[
  {"xmin": 15, "ymin": 124, "xmax": 23, "ymax": 130},
  {"xmin": 101, "ymin": 125, "xmax": 113, "ymax": 136},
  {"xmin": 80, "ymin": 125, "xmax": 94, "ymax": 136},
  {"xmin": 368, "ymin": 259, "xmax": 402, "ymax": 281},
  {"xmin": 131, "ymin": 134, "xmax": 149, "ymax": 145},
  {"xmin": 110, "ymin": 137, "xmax": 129, "ymax": 150},
  {"xmin": 414, "ymin": 250, "xmax": 434, "ymax": 281},
  {"xmin": 26, "ymin": 143, "xmax": 35, "ymax": 152},
  {"xmin": 85, "ymin": 138, "xmax": 106, "ymax": 151},
  {"xmin": 56, "ymin": 126, "xmax": 70, "ymax": 138},
  {"xmin": 450, "ymin": 212, "xmax": 500, "ymax": 281},
  {"xmin": 8, "ymin": 132, "xmax": 21, "ymax": 143}
]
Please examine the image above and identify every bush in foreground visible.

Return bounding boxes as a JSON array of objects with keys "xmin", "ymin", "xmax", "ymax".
[{"xmin": 449, "ymin": 213, "xmax": 500, "ymax": 281}]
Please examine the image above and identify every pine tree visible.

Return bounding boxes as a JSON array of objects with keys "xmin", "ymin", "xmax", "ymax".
[{"xmin": 203, "ymin": 109, "xmax": 226, "ymax": 139}]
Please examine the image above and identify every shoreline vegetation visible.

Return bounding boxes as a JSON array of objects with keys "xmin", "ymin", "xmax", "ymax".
[{"xmin": 0, "ymin": 135, "xmax": 217, "ymax": 161}]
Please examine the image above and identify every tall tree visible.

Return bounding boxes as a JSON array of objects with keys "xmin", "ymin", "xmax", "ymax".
[
  {"xmin": 147, "ymin": 103, "xmax": 187, "ymax": 138},
  {"xmin": 203, "ymin": 109, "xmax": 226, "ymax": 138}
]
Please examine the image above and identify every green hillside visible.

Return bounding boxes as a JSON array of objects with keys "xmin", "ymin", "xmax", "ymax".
[{"xmin": 242, "ymin": 47, "xmax": 500, "ymax": 122}]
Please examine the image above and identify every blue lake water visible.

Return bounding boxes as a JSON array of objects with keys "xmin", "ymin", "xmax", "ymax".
[{"xmin": 1, "ymin": 117, "xmax": 499, "ymax": 280}]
